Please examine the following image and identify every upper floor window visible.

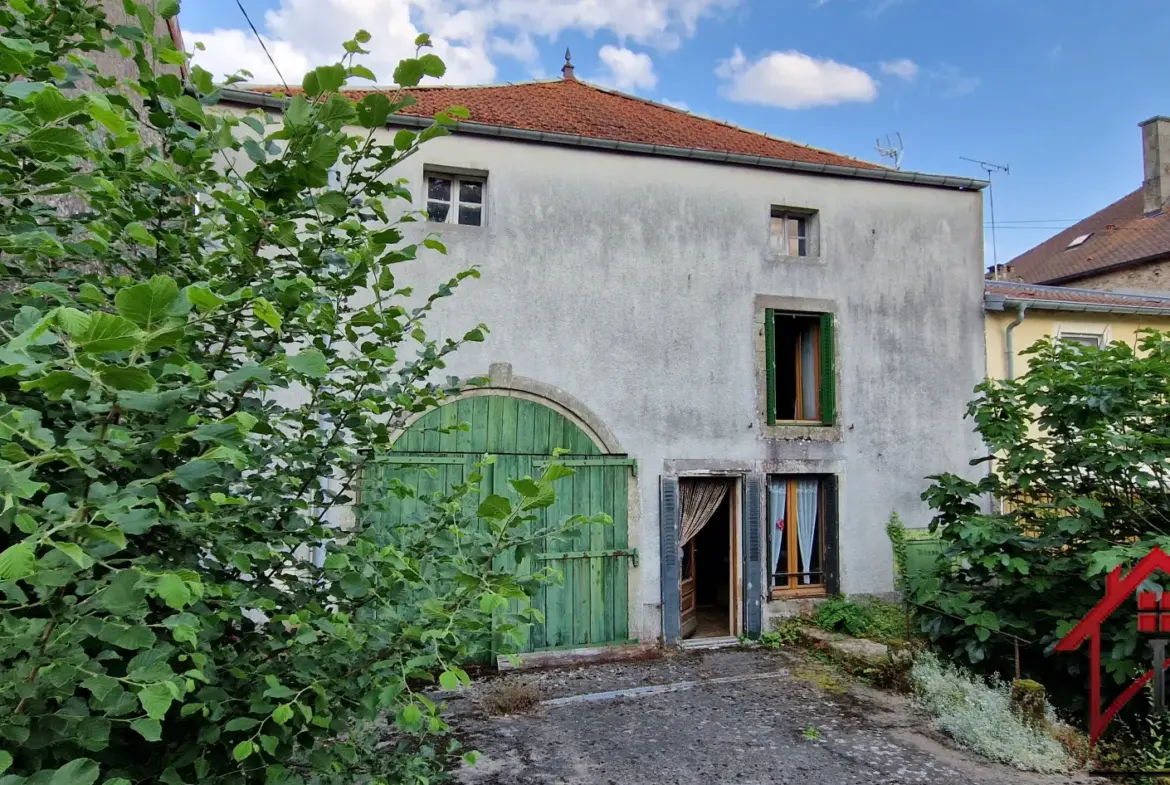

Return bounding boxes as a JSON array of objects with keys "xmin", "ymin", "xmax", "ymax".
[
  {"xmin": 765, "ymin": 310, "xmax": 835, "ymax": 426},
  {"xmin": 426, "ymin": 172, "xmax": 484, "ymax": 226},
  {"xmin": 769, "ymin": 207, "xmax": 817, "ymax": 257},
  {"xmin": 1059, "ymin": 331, "xmax": 1104, "ymax": 348}
]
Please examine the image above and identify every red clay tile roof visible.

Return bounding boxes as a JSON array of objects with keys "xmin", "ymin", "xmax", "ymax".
[
  {"xmin": 246, "ymin": 79, "xmax": 883, "ymax": 171},
  {"xmin": 986, "ymin": 280, "xmax": 1170, "ymax": 311},
  {"xmin": 1002, "ymin": 189, "xmax": 1170, "ymax": 284}
]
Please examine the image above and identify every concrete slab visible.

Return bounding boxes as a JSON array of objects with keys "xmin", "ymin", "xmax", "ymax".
[{"xmin": 446, "ymin": 648, "xmax": 1097, "ymax": 785}]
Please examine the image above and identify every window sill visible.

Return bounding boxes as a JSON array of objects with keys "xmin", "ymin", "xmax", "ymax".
[
  {"xmin": 762, "ymin": 423, "xmax": 842, "ymax": 442},
  {"xmin": 771, "ymin": 586, "xmax": 827, "ymax": 600},
  {"xmin": 765, "ymin": 251, "xmax": 826, "ymax": 265},
  {"xmin": 424, "ymin": 221, "xmax": 485, "ymax": 233}
]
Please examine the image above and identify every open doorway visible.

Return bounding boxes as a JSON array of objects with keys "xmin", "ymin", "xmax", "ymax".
[{"xmin": 679, "ymin": 478, "xmax": 736, "ymax": 640}]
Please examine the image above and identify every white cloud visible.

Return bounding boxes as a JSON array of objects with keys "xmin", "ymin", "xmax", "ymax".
[
  {"xmin": 596, "ymin": 45, "xmax": 657, "ymax": 91},
  {"xmin": 931, "ymin": 64, "xmax": 980, "ymax": 97},
  {"xmin": 660, "ymin": 97, "xmax": 689, "ymax": 110},
  {"xmin": 715, "ymin": 47, "xmax": 878, "ymax": 109},
  {"xmin": 879, "ymin": 58, "xmax": 918, "ymax": 82},
  {"xmin": 186, "ymin": 0, "xmax": 736, "ymax": 87}
]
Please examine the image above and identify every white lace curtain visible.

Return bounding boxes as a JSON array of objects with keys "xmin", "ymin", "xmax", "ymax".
[
  {"xmin": 769, "ymin": 477, "xmax": 820, "ymax": 585},
  {"xmin": 679, "ymin": 479, "xmax": 729, "ymax": 547},
  {"xmin": 796, "ymin": 478, "xmax": 819, "ymax": 584}
]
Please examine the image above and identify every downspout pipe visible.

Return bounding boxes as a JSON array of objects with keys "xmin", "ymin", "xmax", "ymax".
[{"xmin": 1004, "ymin": 303, "xmax": 1028, "ymax": 380}]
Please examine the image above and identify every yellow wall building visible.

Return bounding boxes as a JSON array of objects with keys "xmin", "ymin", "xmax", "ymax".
[{"xmin": 985, "ymin": 281, "xmax": 1170, "ymax": 380}]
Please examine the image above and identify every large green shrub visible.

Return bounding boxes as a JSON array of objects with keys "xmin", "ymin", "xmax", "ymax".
[
  {"xmin": 912, "ymin": 333, "xmax": 1170, "ymax": 693},
  {"xmin": 0, "ymin": 2, "xmax": 597, "ymax": 783}
]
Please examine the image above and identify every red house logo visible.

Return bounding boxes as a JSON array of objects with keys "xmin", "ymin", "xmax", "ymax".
[{"xmin": 1054, "ymin": 546, "xmax": 1170, "ymax": 744}]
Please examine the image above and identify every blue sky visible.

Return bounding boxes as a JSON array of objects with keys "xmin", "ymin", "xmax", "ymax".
[{"xmin": 179, "ymin": 0, "xmax": 1170, "ymax": 266}]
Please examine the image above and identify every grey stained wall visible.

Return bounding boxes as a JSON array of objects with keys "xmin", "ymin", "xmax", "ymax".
[{"xmin": 372, "ymin": 130, "xmax": 988, "ymax": 642}]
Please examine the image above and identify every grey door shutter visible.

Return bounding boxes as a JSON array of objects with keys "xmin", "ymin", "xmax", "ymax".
[
  {"xmin": 744, "ymin": 474, "xmax": 764, "ymax": 638},
  {"xmin": 660, "ymin": 476, "xmax": 681, "ymax": 646},
  {"xmin": 823, "ymin": 474, "xmax": 841, "ymax": 595}
]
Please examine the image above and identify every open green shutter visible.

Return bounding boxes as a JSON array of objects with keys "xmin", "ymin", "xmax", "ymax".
[
  {"xmin": 820, "ymin": 313, "xmax": 835, "ymax": 426},
  {"xmin": 765, "ymin": 310, "xmax": 776, "ymax": 425}
]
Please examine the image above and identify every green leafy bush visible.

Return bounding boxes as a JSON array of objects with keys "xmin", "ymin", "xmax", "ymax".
[
  {"xmin": 912, "ymin": 334, "xmax": 1170, "ymax": 691},
  {"xmin": 0, "ymin": 2, "xmax": 597, "ymax": 784},
  {"xmin": 811, "ymin": 596, "xmax": 905, "ymax": 642},
  {"xmin": 910, "ymin": 653, "xmax": 1072, "ymax": 773}
]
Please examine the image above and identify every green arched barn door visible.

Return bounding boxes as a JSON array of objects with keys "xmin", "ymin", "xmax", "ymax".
[{"xmin": 362, "ymin": 394, "xmax": 636, "ymax": 653}]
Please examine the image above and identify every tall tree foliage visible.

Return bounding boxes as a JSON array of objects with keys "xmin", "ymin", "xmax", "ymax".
[
  {"xmin": 913, "ymin": 333, "xmax": 1170, "ymax": 700},
  {"xmin": 0, "ymin": 2, "xmax": 596, "ymax": 783}
]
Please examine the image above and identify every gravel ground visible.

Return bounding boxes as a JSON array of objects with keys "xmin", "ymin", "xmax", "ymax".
[{"xmin": 443, "ymin": 647, "xmax": 1101, "ymax": 785}]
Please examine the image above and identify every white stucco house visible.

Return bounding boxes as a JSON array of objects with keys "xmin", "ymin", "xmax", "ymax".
[{"xmin": 223, "ymin": 57, "xmax": 987, "ymax": 651}]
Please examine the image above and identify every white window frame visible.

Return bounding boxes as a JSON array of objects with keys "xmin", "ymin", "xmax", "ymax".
[
  {"xmin": 425, "ymin": 171, "xmax": 485, "ymax": 227},
  {"xmin": 768, "ymin": 207, "xmax": 819, "ymax": 258},
  {"xmin": 1056, "ymin": 325, "xmax": 1109, "ymax": 348}
]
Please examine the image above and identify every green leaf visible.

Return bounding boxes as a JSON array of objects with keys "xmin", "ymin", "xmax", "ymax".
[
  {"xmin": 131, "ymin": 717, "xmax": 162, "ymax": 741},
  {"xmin": 306, "ymin": 135, "xmax": 340, "ymax": 169},
  {"xmin": 20, "ymin": 369, "xmax": 88, "ymax": 398},
  {"xmin": 138, "ymin": 682, "xmax": 174, "ymax": 720},
  {"xmin": 286, "ymin": 95, "xmax": 311, "ymax": 126},
  {"xmin": 347, "ymin": 64, "xmax": 376, "ymax": 82},
  {"xmin": 185, "ymin": 284, "xmax": 224, "ymax": 312},
  {"xmin": 172, "ymin": 94, "xmax": 206, "ymax": 124},
  {"xmin": 316, "ymin": 191, "xmax": 349, "ymax": 218},
  {"xmin": 0, "ymin": 752, "xmax": 9, "ymax": 775},
  {"xmin": 159, "ymin": 0, "xmax": 180, "ymax": 18},
  {"xmin": 155, "ymin": 573, "xmax": 192, "ymax": 609},
  {"xmin": 419, "ymin": 53, "xmax": 446, "ymax": 78},
  {"xmin": 477, "ymin": 495, "xmax": 512, "ymax": 520},
  {"xmin": 1072, "ymin": 497, "xmax": 1105, "ymax": 518},
  {"xmin": 174, "ymin": 458, "xmax": 220, "ymax": 490},
  {"xmin": 23, "ymin": 126, "xmax": 88, "ymax": 159},
  {"xmin": 260, "ymin": 734, "xmax": 279, "ymax": 755},
  {"xmin": 76, "ymin": 312, "xmax": 140, "ymax": 353},
  {"xmin": 0, "ymin": 542, "xmax": 35, "ymax": 581},
  {"xmin": 86, "ymin": 95, "xmax": 128, "ymax": 135},
  {"xmin": 125, "ymin": 222, "xmax": 157, "ymax": 247},
  {"xmin": 252, "ymin": 298, "xmax": 282, "ymax": 333},
  {"xmin": 101, "ymin": 569, "xmax": 145, "ymax": 615},
  {"xmin": 224, "ymin": 717, "xmax": 260, "ymax": 732},
  {"xmin": 54, "ymin": 306, "xmax": 91, "ymax": 336},
  {"xmin": 52, "ymin": 541, "xmax": 93, "ymax": 569},
  {"xmin": 393, "ymin": 59, "xmax": 426, "ymax": 87},
  {"xmin": 288, "ymin": 349, "xmax": 328, "ymax": 378},
  {"xmin": 439, "ymin": 670, "xmax": 460, "ymax": 691},
  {"xmin": 115, "ymin": 276, "xmax": 179, "ymax": 330},
  {"xmin": 233, "ymin": 740, "xmax": 254, "ymax": 761},
  {"xmin": 401, "ymin": 704, "xmax": 422, "ymax": 727},
  {"xmin": 312, "ymin": 64, "xmax": 345, "ymax": 94},
  {"xmin": 49, "ymin": 758, "xmax": 99, "ymax": 785},
  {"xmin": 99, "ymin": 366, "xmax": 156, "ymax": 392},
  {"xmin": 272, "ymin": 703, "xmax": 294, "ymax": 725}
]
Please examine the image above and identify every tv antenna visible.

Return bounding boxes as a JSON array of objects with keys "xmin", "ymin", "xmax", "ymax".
[
  {"xmin": 960, "ymin": 156, "xmax": 1010, "ymax": 278},
  {"xmin": 875, "ymin": 133, "xmax": 904, "ymax": 169}
]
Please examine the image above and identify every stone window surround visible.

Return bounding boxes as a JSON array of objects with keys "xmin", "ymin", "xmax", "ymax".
[{"xmin": 754, "ymin": 294, "xmax": 842, "ymax": 442}]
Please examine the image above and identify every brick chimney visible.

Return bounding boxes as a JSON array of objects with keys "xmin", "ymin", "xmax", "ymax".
[{"xmin": 1140, "ymin": 116, "xmax": 1170, "ymax": 215}]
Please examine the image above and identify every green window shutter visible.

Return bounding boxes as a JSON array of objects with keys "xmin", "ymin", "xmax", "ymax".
[
  {"xmin": 819, "ymin": 312, "xmax": 835, "ymax": 426},
  {"xmin": 765, "ymin": 310, "xmax": 776, "ymax": 425}
]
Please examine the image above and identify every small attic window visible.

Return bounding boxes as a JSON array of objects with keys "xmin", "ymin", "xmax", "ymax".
[{"xmin": 1066, "ymin": 233, "xmax": 1092, "ymax": 250}]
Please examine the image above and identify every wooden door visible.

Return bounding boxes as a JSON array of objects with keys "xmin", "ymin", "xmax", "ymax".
[
  {"xmin": 362, "ymin": 396, "xmax": 636, "ymax": 654},
  {"xmin": 680, "ymin": 538, "xmax": 697, "ymax": 638}
]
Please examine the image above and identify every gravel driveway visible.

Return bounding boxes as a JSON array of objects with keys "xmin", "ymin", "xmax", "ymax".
[{"xmin": 446, "ymin": 648, "xmax": 1097, "ymax": 785}]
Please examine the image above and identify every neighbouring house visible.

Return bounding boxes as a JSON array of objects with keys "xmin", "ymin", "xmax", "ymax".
[
  {"xmin": 985, "ymin": 280, "xmax": 1170, "ymax": 380},
  {"xmin": 221, "ymin": 56, "xmax": 988, "ymax": 651},
  {"xmin": 996, "ymin": 116, "xmax": 1170, "ymax": 292}
]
